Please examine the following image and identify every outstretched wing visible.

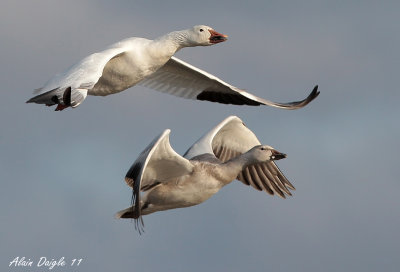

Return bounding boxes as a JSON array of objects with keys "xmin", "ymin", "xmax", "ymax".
[
  {"xmin": 125, "ymin": 129, "xmax": 194, "ymax": 223},
  {"xmin": 184, "ymin": 116, "xmax": 294, "ymax": 198},
  {"xmin": 139, "ymin": 56, "xmax": 319, "ymax": 109}
]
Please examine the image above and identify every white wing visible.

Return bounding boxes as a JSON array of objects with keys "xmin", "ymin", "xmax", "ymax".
[
  {"xmin": 183, "ymin": 116, "xmax": 241, "ymax": 159},
  {"xmin": 125, "ymin": 129, "xmax": 194, "ymax": 220},
  {"xmin": 139, "ymin": 56, "xmax": 319, "ymax": 109},
  {"xmin": 184, "ymin": 116, "xmax": 294, "ymax": 198},
  {"xmin": 26, "ymin": 37, "xmax": 143, "ymax": 107}
]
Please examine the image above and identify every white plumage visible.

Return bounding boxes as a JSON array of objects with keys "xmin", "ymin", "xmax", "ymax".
[
  {"xmin": 27, "ymin": 25, "xmax": 319, "ymax": 111},
  {"xmin": 116, "ymin": 116, "xmax": 294, "ymax": 232}
]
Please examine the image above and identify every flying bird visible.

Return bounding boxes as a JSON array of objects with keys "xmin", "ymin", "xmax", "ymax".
[
  {"xmin": 26, "ymin": 25, "xmax": 319, "ymax": 111},
  {"xmin": 116, "ymin": 116, "xmax": 295, "ymax": 232}
]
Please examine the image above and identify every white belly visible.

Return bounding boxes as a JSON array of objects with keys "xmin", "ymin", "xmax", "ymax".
[
  {"xmin": 88, "ymin": 51, "xmax": 167, "ymax": 96},
  {"xmin": 144, "ymin": 175, "xmax": 222, "ymax": 211}
]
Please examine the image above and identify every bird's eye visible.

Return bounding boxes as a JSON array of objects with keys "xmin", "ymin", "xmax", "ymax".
[
  {"xmin": 199, "ymin": 29, "xmax": 204, "ymax": 32},
  {"xmin": 260, "ymin": 147, "xmax": 265, "ymax": 150}
]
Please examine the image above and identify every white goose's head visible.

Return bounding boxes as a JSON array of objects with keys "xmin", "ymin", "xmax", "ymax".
[
  {"xmin": 182, "ymin": 25, "xmax": 228, "ymax": 47},
  {"xmin": 248, "ymin": 145, "xmax": 287, "ymax": 163}
]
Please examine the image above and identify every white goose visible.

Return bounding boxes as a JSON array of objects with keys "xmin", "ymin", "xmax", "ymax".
[
  {"xmin": 116, "ymin": 116, "xmax": 295, "ymax": 231},
  {"xmin": 27, "ymin": 25, "xmax": 319, "ymax": 111}
]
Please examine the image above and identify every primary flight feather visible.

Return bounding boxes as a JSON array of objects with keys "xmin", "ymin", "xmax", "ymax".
[
  {"xmin": 27, "ymin": 25, "xmax": 319, "ymax": 111},
  {"xmin": 116, "ymin": 116, "xmax": 294, "ymax": 233}
]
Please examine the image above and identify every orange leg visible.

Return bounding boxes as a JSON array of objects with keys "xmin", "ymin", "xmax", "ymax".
[{"xmin": 55, "ymin": 104, "xmax": 69, "ymax": 111}]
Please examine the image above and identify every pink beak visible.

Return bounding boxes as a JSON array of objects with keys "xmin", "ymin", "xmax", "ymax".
[{"xmin": 208, "ymin": 29, "xmax": 228, "ymax": 44}]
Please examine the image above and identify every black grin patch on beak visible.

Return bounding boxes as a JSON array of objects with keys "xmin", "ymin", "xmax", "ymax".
[
  {"xmin": 209, "ymin": 35, "xmax": 227, "ymax": 43},
  {"xmin": 271, "ymin": 151, "xmax": 287, "ymax": 161}
]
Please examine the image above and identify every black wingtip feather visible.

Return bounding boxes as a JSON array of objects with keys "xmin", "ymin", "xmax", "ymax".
[
  {"xmin": 310, "ymin": 85, "xmax": 320, "ymax": 100},
  {"xmin": 285, "ymin": 84, "xmax": 320, "ymax": 109}
]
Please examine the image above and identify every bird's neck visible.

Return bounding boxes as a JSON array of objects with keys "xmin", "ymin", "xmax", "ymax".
[
  {"xmin": 151, "ymin": 31, "xmax": 191, "ymax": 56},
  {"xmin": 218, "ymin": 153, "xmax": 255, "ymax": 186}
]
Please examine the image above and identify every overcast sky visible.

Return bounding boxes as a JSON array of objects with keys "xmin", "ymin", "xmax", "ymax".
[{"xmin": 1, "ymin": 1, "xmax": 399, "ymax": 271}]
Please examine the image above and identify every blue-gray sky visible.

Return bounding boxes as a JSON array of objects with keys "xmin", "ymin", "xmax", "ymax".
[{"xmin": 1, "ymin": 1, "xmax": 399, "ymax": 271}]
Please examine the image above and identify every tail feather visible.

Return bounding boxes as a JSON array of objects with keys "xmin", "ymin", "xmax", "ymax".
[
  {"xmin": 26, "ymin": 87, "xmax": 63, "ymax": 105},
  {"xmin": 26, "ymin": 87, "xmax": 88, "ymax": 109},
  {"xmin": 115, "ymin": 206, "xmax": 145, "ymax": 234},
  {"xmin": 115, "ymin": 206, "xmax": 138, "ymax": 219}
]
